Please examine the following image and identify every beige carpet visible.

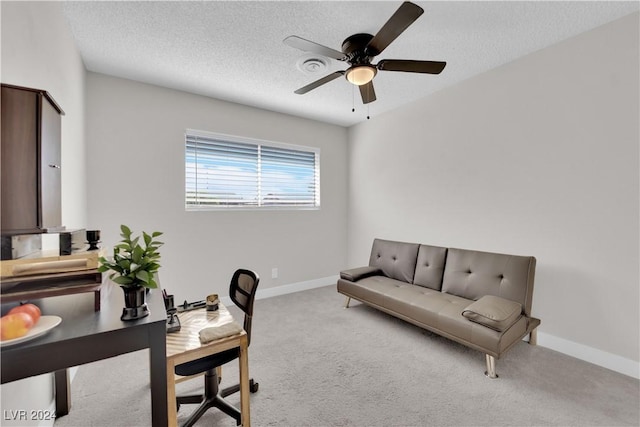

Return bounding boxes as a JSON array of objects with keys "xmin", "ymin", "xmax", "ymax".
[{"xmin": 54, "ymin": 285, "xmax": 639, "ymax": 426}]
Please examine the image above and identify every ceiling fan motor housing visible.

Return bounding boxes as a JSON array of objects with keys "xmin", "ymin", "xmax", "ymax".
[{"xmin": 341, "ymin": 33, "xmax": 375, "ymax": 64}]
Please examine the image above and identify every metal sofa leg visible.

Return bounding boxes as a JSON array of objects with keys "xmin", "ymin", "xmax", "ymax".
[
  {"xmin": 529, "ymin": 328, "xmax": 538, "ymax": 346},
  {"xmin": 344, "ymin": 297, "xmax": 351, "ymax": 309},
  {"xmin": 484, "ymin": 354, "xmax": 498, "ymax": 379}
]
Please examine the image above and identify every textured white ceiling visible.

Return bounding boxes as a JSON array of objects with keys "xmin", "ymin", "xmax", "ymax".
[{"xmin": 62, "ymin": 1, "xmax": 639, "ymax": 127}]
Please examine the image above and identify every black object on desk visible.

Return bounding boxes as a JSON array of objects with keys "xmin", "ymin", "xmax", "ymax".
[
  {"xmin": 166, "ymin": 308, "xmax": 181, "ymax": 334},
  {"xmin": 163, "ymin": 291, "xmax": 181, "ymax": 333},
  {"xmin": 177, "ymin": 299, "xmax": 206, "ymax": 312},
  {"xmin": 0, "ymin": 279, "xmax": 169, "ymax": 426}
]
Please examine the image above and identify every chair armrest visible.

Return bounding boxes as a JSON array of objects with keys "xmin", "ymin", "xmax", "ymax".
[{"xmin": 340, "ymin": 266, "xmax": 383, "ymax": 282}]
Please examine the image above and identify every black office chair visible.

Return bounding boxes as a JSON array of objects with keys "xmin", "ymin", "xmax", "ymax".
[{"xmin": 175, "ymin": 269, "xmax": 260, "ymax": 427}]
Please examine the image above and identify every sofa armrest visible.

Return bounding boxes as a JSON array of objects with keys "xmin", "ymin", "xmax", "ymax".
[
  {"xmin": 340, "ymin": 266, "xmax": 383, "ymax": 282},
  {"xmin": 462, "ymin": 295, "xmax": 522, "ymax": 332}
]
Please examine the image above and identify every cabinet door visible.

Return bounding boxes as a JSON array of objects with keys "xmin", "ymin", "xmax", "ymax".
[
  {"xmin": 40, "ymin": 96, "xmax": 62, "ymax": 230},
  {"xmin": 0, "ymin": 87, "xmax": 39, "ymax": 232}
]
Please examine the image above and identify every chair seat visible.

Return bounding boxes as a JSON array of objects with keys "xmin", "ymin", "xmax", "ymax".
[{"xmin": 175, "ymin": 347, "xmax": 239, "ymax": 377}]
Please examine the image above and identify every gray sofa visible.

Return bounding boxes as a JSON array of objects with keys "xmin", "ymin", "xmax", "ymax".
[{"xmin": 337, "ymin": 238, "xmax": 541, "ymax": 378}]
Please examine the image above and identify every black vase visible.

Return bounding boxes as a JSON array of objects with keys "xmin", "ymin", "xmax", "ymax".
[{"xmin": 120, "ymin": 285, "xmax": 150, "ymax": 321}]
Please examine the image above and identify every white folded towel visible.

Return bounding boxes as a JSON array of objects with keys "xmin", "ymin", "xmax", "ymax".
[{"xmin": 199, "ymin": 321, "xmax": 243, "ymax": 344}]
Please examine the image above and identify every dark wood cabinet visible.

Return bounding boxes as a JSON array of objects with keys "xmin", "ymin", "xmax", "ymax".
[{"xmin": 1, "ymin": 84, "xmax": 64, "ymax": 234}]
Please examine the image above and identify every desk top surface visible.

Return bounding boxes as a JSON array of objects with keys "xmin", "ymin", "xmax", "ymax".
[
  {"xmin": 166, "ymin": 304, "xmax": 244, "ymax": 359},
  {"xmin": 1, "ymin": 278, "xmax": 168, "ymax": 385},
  {"xmin": 0, "ymin": 278, "xmax": 167, "ymax": 353}
]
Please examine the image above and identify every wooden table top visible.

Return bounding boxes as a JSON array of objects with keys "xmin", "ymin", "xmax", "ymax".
[{"xmin": 166, "ymin": 303, "xmax": 243, "ymax": 359}]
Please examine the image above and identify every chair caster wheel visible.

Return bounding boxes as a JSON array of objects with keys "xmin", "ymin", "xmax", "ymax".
[{"xmin": 250, "ymin": 380, "xmax": 259, "ymax": 393}]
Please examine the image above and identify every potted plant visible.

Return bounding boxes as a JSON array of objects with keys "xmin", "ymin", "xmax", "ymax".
[{"xmin": 98, "ymin": 224, "xmax": 164, "ymax": 321}]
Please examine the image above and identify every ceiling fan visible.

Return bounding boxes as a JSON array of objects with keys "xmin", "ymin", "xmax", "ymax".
[{"xmin": 283, "ymin": 1, "xmax": 446, "ymax": 104}]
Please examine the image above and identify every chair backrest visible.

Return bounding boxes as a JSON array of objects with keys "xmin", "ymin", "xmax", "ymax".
[{"xmin": 229, "ymin": 269, "xmax": 260, "ymax": 346}]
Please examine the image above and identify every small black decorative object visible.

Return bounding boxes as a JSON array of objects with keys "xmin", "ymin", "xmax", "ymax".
[
  {"xmin": 163, "ymin": 290, "xmax": 181, "ymax": 332},
  {"xmin": 86, "ymin": 230, "xmax": 101, "ymax": 250},
  {"xmin": 166, "ymin": 307, "xmax": 181, "ymax": 333},
  {"xmin": 177, "ymin": 300, "xmax": 206, "ymax": 313}
]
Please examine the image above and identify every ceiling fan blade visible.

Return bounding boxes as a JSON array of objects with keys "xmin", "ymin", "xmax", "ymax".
[
  {"xmin": 377, "ymin": 59, "xmax": 446, "ymax": 74},
  {"xmin": 294, "ymin": 71, "xmax": 345, "ymax": 95},
  {"xmin": 359, "ymin": 81, "xmax": 377, "ymax": 104},
  {"xmin": 366, "ymin": 2, "xmax": 424, "ymax": 56},
  {"xmin": 283, "ymin": 36, "xmax": 347, "ymax": 61}
]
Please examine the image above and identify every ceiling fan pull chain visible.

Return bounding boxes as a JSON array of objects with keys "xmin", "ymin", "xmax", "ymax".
[{"xmin": 352, "ymin": 85, "xmax": 356, "ymax": 113}]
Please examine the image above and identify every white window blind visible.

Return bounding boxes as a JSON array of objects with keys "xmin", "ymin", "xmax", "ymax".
[{"xmin": 186, "ymin": 131, "xmax": 320, "ymax": 209}]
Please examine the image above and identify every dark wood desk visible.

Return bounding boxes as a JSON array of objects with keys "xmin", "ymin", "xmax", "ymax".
[{"xmin": 0, "ymin": 279, "xmax": 169, "ymax": 426}]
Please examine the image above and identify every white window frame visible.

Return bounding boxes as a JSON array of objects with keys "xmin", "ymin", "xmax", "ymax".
[{"xmin": 185, "ymin": 129, "xmax": 320, "ymax": 210}]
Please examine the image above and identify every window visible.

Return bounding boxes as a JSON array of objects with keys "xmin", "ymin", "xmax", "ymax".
[{"xmin": 186, "ymin": 130, "xmax": 320, "ymax": 209}]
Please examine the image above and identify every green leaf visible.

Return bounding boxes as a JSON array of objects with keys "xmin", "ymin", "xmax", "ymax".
[
  {"xmin": 113, "ymin": 276, "xmax": 133, "ymax": 285},
  {"xmin": 135, "ymin": 270, "xmax": 150, "ymax": 284},
  {"xmin": 120, "ymin": 224, "xmax": 131, "ymax": 238},
  {"xmin": 132, "ymin": 246, "xmax": 143, "ymax": 264},
  {"xmin": 151, "ymin": 231, "xmax": 163, "ymax": 238}
]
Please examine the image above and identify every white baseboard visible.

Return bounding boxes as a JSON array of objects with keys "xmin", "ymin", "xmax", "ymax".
[
  {"xmin": 537, "ymin": 331, "xmax": 639, "ymax": 379},
  {"xmin": 220, "ymin": 275, "xmax": 337, "ymax": 306}
]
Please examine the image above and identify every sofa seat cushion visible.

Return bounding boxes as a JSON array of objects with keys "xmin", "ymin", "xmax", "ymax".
[
  {"xmin": 338, "ymin": 278, "xmax": 528, "ymax": 355},
  {"xmin": 337, "ymin": 275, "xmax": 402, "ymax": 308},
  {"xmin": 388, "ymin": 286, "xmax": 528, "ymax": 354},
  {"xmin": 462, "ymin": 295, "xmax": 522, "ymax": 332}
]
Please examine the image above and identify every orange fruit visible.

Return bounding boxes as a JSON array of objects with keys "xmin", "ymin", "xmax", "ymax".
[
  {"xmin": 0, "ymin": 312, "xmax": 35, "ymax": 340},
  {"xmin": 8, "ymin": 303, "xmax": 41, "ymax": 324}
]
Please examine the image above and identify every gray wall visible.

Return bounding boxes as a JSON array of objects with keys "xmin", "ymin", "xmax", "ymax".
[
  {"xmin": 347, "ymin": 13, "xmax": 639, "ymax": 375},
  {"xmin": 86, "ymin": 73, "xmax": 348, "ymax": 303},
  {"xmin": 0, "ymin": 1, "xmax": 87, "ymax": 424}
]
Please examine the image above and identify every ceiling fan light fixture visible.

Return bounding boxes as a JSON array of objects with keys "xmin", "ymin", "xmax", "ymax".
[{"xmin": 345, "ymin": 65, "xmax": 377, "ymax": 86}]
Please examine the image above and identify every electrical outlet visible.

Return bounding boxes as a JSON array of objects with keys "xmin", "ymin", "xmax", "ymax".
[{"xmin": 271, "ymin": 268, "xmax": 278, "ymax": 279}]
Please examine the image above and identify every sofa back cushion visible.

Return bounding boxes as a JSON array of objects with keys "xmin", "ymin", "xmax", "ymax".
[
  {"xmin": 412, "ymin": 245, "xmax": 448, "ymax": 290},
  {"xmin": 369, "ymin": 239, "xmax": 420, "ymax": 284},
  {"xmin": 442, "ymin": 248, "xmax": 537, "ymax": 316}
]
